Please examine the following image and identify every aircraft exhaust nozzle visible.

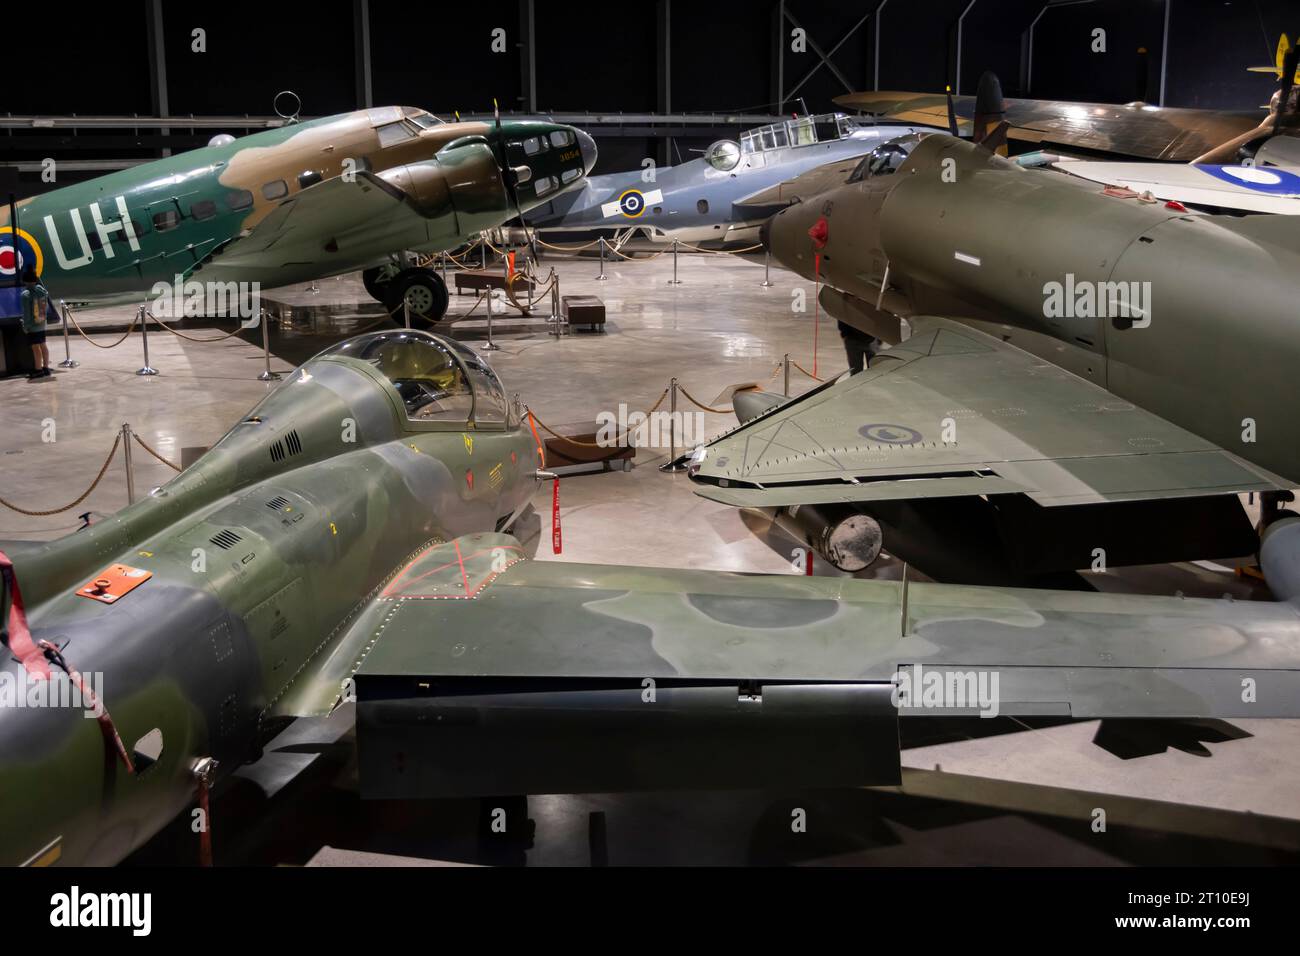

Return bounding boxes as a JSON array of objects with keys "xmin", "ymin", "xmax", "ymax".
[
  {"xmin": 1260, "ymin": 514, "xmax": 1300, "ymax": 602},
  {"xmin": 770, "ymin": 504, "xmax": 884, "ymax": 573}
]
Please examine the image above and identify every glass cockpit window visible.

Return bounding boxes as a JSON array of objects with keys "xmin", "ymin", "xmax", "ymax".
[
  {"xmin": 450, "ymin": 346, "xmax": 509, "ymax": 424},
  {"xmin": 814, "ymin": 116, "xmax": 841, "ymax": 142},
  {"xmin": 549, "ymin": 129, "xmax": 575, "ymax": 148},
  {"xmin": 866, "ymin": 141, "xmax": 914, "ymax": 177},
  {"xmin": 377, "ymin": 121, "xmax": 417, "ymax": 147},
  {"xmin": 789, "ymin": 118, "xmax": 816, "ymax": 146},
  {"xmin": 534, "ymin": 175, "xmax": 556, "ymax": 196},
  {"xmin": 402, "ymin": 108, "xmax": 443, "ymax": 129},
  {"xmin": 523, "ymin": 135, "xmax": 544, "ymax": 156},
  {"xmin": 317, "ymin": 331, "xmax": 474, "ymax": 423}
]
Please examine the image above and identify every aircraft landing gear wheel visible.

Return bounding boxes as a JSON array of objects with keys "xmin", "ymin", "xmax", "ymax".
[
  {"xmin": 384, "ymin": 268, "xmax": 449, "ymax": 328},
  {"xmin": 362, "ymin": 265, "xmax": 398, "ymax": 302}
]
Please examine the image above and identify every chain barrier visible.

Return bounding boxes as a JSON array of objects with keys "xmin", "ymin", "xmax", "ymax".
[{"xmin": 0, "ymin": 435, "xmax": 122, "ymax": 516}]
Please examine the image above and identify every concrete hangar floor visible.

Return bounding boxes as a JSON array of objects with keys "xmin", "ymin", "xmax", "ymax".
[{"xmin": 4, "ymin": 245, "xmax": 1298, "ymax": 866}]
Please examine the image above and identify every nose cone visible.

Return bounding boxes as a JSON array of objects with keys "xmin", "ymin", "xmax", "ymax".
[{"xmin": 575, "ymin": 129, "xmax": 598, "ymax": 175}]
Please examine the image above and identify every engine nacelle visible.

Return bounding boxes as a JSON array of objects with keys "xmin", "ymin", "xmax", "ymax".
[{"xmin": 376, "ymin": 140, "xmax": 510, "ymax": 233}]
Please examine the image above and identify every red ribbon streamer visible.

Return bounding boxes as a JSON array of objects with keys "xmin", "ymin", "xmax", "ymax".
[
  {"xmin": 0, "ymin": 549, "xmax": 48, "ymax": 678},
  {"xmin": 551, "ymin": 479, "xmax": 562, "ymax": 555}
]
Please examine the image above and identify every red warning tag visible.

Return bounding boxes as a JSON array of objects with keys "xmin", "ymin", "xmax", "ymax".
[
  {"xmin": 551, "ymin": 479, "xmax": 562, "ymax": 555},
  {"xmin": 77, "ymin": 564, "xmax": 153, "ymax": 604}
]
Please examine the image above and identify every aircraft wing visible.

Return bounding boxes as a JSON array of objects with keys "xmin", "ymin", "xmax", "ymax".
[
  {"xmin": 733, "ymin": 155, "xmax": 867, "ymax": 210},
  {"xmin": 267, "ymin": 530, "xmax": 1300, "ymax": 755},
  {"xmin": 834, "ymin": 91, "xmax": 1263, "ymax": 162},
  {"xmin": 689, "ymin": 318, "xmax": 1290, "ymax": 510},
  {"xmin": 205, "ymin": 171, "xmax": 435, "ymax": 271},
  {"xmin": 1054, "ymin": 160, "xmax": 1300, "ymax": 214}
]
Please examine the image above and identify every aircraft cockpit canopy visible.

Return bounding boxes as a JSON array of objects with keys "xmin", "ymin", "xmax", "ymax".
[
  {"xmin": 738, "ymin": 113, "xmax": 856, "ymax": 155},
  {"xmin": 368, "ymin": 106, "xmax": 445, "ymax": 148},
  {"xmin": 316, "ymin": 330, "xmax": 510, "ymax": 428},
  {"xmin": 846, "ymin": 133, "xmax": 928, "ymax": 183}
]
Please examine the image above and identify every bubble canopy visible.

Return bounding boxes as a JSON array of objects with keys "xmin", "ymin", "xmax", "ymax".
[{"xmin": 313, "ymin": 330, "xmax": 510, "ymax": 428}]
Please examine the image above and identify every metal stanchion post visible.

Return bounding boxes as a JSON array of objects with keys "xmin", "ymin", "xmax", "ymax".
[
  {"xmin": 480, "ymin": 240, "xmax": 487, "ymax": 270},
  {"xmin": 440, "ymin": 252, "xmax": 448, "ymax": 285},
  {"xmin": 58, "ymin": 300, "xmax": 79, "ymax": 368},
  {"xmin": 121, "ymin": 423, "xmax": 136, "ymax": 504},
  {"xmin": 403, "ymin": 300, "xmax": 411, "ymax": 329},
  {"xmin": 482, "ymin": 296, "xmax": 500, "ymax": 351},
  {"xmin": 258, "ymin": 308, "xmax": 281, "ymax": 381},
  {"xmin": 783, "ymin": 353, "xmax": 791, "ymax": 397},
  {"xmin": 761, "ymin": 247, "xmax": 774, "ymax": 287},
  {"xmin": 595, "ymin": 237, "xmax": 607, "ymax": 280},
  {"xmin": 135, "ymin": 306, "xmax": 158, "ymax": 376},
  {"xmin": 659, "ymin": 378, "xmax": 687, "ymax": 473},
  {"xmin": 667, "ymin": 238, "xmax": 682, "ymax": 285}
]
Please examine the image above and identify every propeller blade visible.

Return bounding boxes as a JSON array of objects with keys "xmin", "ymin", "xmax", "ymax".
[
  {"xmin": 945, "ymin": 85, "xmax": 959, "ymax": 137},
  {"xmin": 1275, "ymin": 33, "xmax": 1299, "ymax": 133}
]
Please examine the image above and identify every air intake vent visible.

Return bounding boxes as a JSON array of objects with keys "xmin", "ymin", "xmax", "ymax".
[
  {"xmin": 266, "ymin": 495, "xmax": 291, "ymax": 511},
  {"xmin": 269, "ymin": 430, "xmax": 303, "ymax": 464},
  {"xmin": 210, "ymin": 529, "xmax": 243, "ymax": 550}
]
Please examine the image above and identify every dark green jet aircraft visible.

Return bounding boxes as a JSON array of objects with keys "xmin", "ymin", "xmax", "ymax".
[
  {"xmin": 692, "ymin": 129, "xmax": 1300, "ymax": 587},
  {"xmin": 4, "ymin": 329, "xmax": 1300, "ymax": 866},
  {"xmin": 0, "ymin": 107, "xmax": 596, "ymax": 324}
]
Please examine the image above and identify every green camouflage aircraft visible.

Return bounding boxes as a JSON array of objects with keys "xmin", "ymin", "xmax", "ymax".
[
  {"xmin": 4, "ymin": 328, "xmax": 1300, "ymax": 866},
  {"xmin": 0, "ymin": 106, "xmax": 596, "ymax": 324},
  {"xmin": 690, "ymin": 127, "xmax": 1300, "ymax": 585}
]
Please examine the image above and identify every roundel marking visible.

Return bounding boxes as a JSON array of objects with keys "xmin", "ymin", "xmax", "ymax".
[
  {"xmin": 0, "ymin": 227, "xmax": 45, "ymax": 278},
  {"xmin": 858, "ymin": 423, "xmax": 923, "ymax": 444},
  {"xmin": 618, "ymin": 189, "xmax": 647, "ymax": 218},
  {"xmin": 1198, "ymin": 164, "xmax": 1300, "ymax": 195}
]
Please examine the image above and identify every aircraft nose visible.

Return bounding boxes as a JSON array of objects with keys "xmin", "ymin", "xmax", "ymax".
[{"xmin": 575, "ymin": 129, "xmax": 598, "ymax": 175}]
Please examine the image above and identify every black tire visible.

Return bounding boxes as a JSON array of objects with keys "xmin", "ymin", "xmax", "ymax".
[
  {"xmin": 383, "ymin": 268, "xmax": 449, "ymax": 327},
  {"xmin": 361, "ymin": 265, "xmax": 395, "ymax": 302}
]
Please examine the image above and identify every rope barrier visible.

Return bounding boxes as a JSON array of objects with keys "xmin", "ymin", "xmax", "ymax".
[
  {"xmin": 148, "ymin": 311, "xmax": 247, "ymax": 343},
  {"xmin": 0, "ymin": 436, "xmax": 121, "ymax": 516},
  {"xmin": 676, "ymin": 385, "xmax": 734, "ymax": 415},
  {"xmin": 790, "ymin": 360, "xmax": 823, "ymax": 382},
  {"xmin": 66, "ymin": 309, "xmax": 139, "ymax": 349},
  {"xmin": 674, "ymin": 241, "xmax": 764, "ymax": 255},
  {"xmin": 132, "ymin": 433, "xmax": 181, "ymax": 472},
  {"xmin": 529, "ymin": 388, "xmax": 670, "ymax": 449},
  {"xmin": 534, "ymin": 236, "xmax": 604, "ymax": 252}
]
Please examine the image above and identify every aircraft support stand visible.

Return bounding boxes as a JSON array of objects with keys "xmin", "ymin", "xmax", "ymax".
[
  {"xmin": 58, "ymin": 301, "xmax": 79, "ymax": 369},
  {"xmin": 762, "ymin": 248, "xmax": 774, "ymax": 288},
  {"xmin": 258, "ymin": 309, "xmax": 282, "ymax": 382},
  {"xmin": 783, "ymin": 353, "xmax": 791, "ymax": 397},
  {"xmin": 135, "ymin": 306, "xmax": 158, "ymax": 376}
]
